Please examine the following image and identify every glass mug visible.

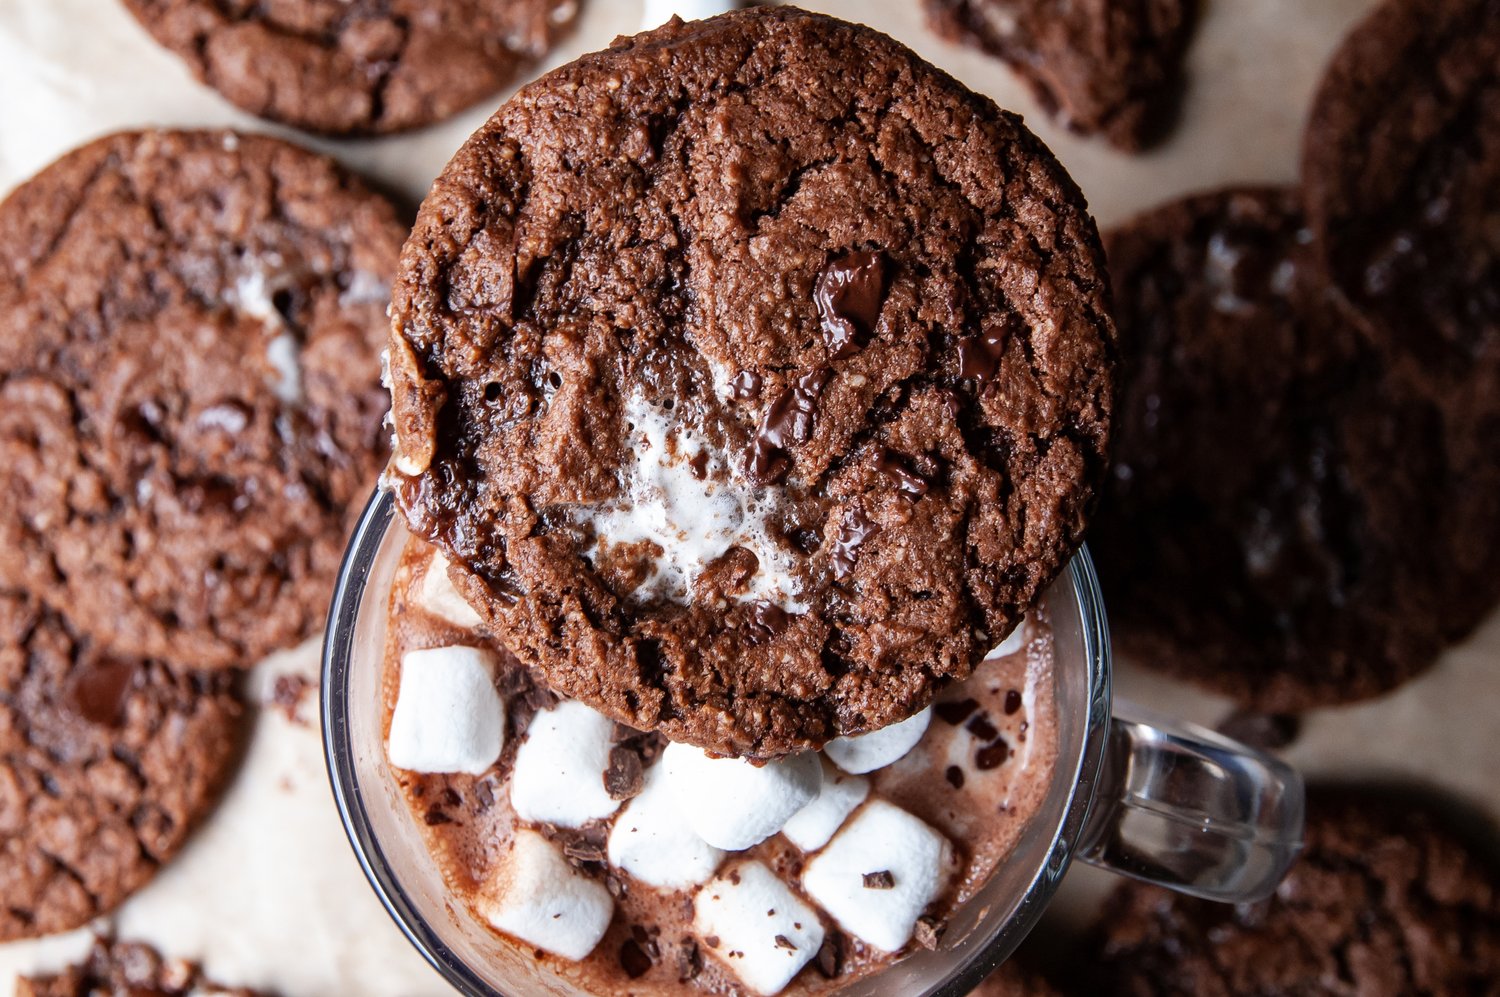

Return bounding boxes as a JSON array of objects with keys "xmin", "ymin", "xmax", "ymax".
[{"xmin": 323, "ymin": 491, "xmax": 1305, "ymax": 997}]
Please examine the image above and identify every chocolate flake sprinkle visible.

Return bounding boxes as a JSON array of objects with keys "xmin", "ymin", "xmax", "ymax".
[
  {"xmin": 774, "ymin": 934, "xmax": 797, "ymax": 951},
  {"xmin": 815, "ymin": 250, "xmax": 888, "ymax": 358},
  {"xmin": 976, "ymin": 738, "xmax": 1010, "ymax": 770},
  {"xmin": 914, "ymin": 915, "xmax": 945, "ymax": 950},
  {"xmin": 945, "ymin": 765, "xmax": 965, "ymax": 789},
  {"xmin": 967, "ymin": 713, "xmax": 999, "ymax": 742},
  {"xmin": 604, "ymin": 745, "xmax": 645, "ymax": 801},
  {"xmin": 677, "ymin": 940, "xmax": 703, "ymax": 982},
  {"xmin": 619, "ymin": 938, "xmax": 653, "ymax": 979},
  {"xmin": 1004, "ymin": 689, "xmax": 1024, "ymax": 715},
  {"xmin": 863, "ymin": 870, "xmax": 896, "ymax": 889},
  {"xmin": 815, "ymin": 932, "xmax": 844, "ymax": 978}
]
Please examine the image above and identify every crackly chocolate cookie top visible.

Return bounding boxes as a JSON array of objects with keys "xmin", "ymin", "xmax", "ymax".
[
  {"xmin": 1091, "ymin": 187, "xmax": 1500, "ymax": 711},
  {"xmin": 0, "ymin": 130, "xmax": 403, "ymax": 669},
  {"xmin": 1089, "ymin": 793, "xmax": 1500, "ymax": 995},
  {"xmin": 0, "ymin": 591, "xmax": 244, "ymax": 941},
  {"xmin": 121, "ymin": 0, "xmax": 579, "ymax": 136},
  {"xmin": 387, "ymin": 8, "xmax": 1115, "ymax": 757},
  {"xmin": 924, "ymin": 0, "xmax": 1198, "ymax": 151},
  {"xmin": 1302, "ymin": 0, "xmax": 1499, "ymax": 368}
]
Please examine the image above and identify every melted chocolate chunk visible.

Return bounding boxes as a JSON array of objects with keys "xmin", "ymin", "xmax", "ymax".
[
  {"xmin": 67, "ymin": 658, "xmax": 137, "ymax": 727},
  {"xmin": 935, "ymin": 698, "xmax": 980, "ymax": 725},
  {"xmin": 604, "ymin": 745, "xmax": 645, "ymax": 801},
  {"xmin": 863, "ymin": 870, "xmax": 896, "ymax": 889},
  {"xmin": 745, "ymin": 601, "xmax": 791, "ymax": 645},
  {"xmin": 976, "ymin": 738, "xmax": 1010, "ymax": 770},
  {"xmin": 750, "ymin": 368, "xmax": 832, "ymax": 484},
  {"xmin": 731, "ymin": 369, "xmax": 763, "ymax": 401},
  {"xmin": 815, "ymin": 931, "xmax": 845, "ymax": 978},
  {"xmin": 875, "ymin": 447, "xmax": 931, "ymax": 501},
  {"xmin": 1004, "ymin": 689, "xmax": 1023, "ymax": 715},
  {"xmin": 815, "ymin": 250, "xmax": 888, "ymax": 358},
  {"xmin": 831, "ymin": 507, "xmax": 880, "ymax": 580},
  {"xmin": 958, "ymin": 327, "xmax": 1008, "ymax": 383}
]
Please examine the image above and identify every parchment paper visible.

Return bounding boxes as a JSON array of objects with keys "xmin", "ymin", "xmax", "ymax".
[{"xmin": 2, "ymin": 0, "xmax": 1496, "ymax": 993}]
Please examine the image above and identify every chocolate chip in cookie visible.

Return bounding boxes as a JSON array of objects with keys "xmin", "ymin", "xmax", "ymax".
[
  {"xmin": 121, "ymin": 0, "xmax": 580, "ymax": 135},
  {"xmin": 0, "ymin": 130, "xmax": 404, "ymax": 669},
  {"xmin": 924, "ymin": 0, "xmax": 1198, "ymax": 151},
  {"xmin": 0, "ymin": 592, "xmax": 245, "ymax": 940},
  {"xmin": 386, "ymin": 8, "xmax": 1116, "ymax": 756}
]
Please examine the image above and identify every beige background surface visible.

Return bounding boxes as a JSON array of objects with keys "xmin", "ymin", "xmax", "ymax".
[{"xmin": 1, "ymin": 0, "xmax": 1496, "ymax": 993}]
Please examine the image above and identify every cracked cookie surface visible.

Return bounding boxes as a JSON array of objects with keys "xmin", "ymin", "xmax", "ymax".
[
  {"xmin": 121, "ymin": 0, "xmax": 579, "ymax": 135},
  {"xmin": 0, "ymin": 592, "xmax": 244, "ymax": 941},
  {"xmin": 1089, "ymin": 793, "xmax": 1500, "ymax": 995},
  {"xmin": 0, "ymin": 130, "xmax": 402, "ymax": 669},
  {"xmin": 924, "ymin": 0, "xmax": 1197, "ymax": 151},
  {"xmin": 1092, "ymin": 187, "xmax": 1492, "ymax": 711},
  {"xmin": 387, "ymin": 8, "xmax": 1115, "ymax": 757}
]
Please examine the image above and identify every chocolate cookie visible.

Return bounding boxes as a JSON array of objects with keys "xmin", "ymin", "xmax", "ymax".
[
  {"xmin": 0, "ymin": 130, "xmax": 403, "ymax": 670},
  {"xmin": 1089, "ymin": 794, "xmax": 1500, "ymax": 995},
  {"xmin": 924, "ymin": 0, "xmax": 1197, "ymax": 151},
  {"xmin": 974, "ymin": 959, "xmax": 1062, "ymax": 997},
  {"xmin": 0, "ymin": 592, "xmax": 244, "ymax": 940},
  {"xmin": 121, "ymin": 0, "xmax": 579, "ymax": 135},
  {"xmin": 1092, "ymin": 187, "xmax": 1483, "ymax": 710},
  {"xmin": 387, "ymin": 8, "xmax": 1116, "ymax": 757},
  {"xmin": 18, "ymin": 938, "xmax": 270, "ymax": 996},
  {"xmin": 1302, "ymin": 0, "xmax": 1499, "ymax": 368}
]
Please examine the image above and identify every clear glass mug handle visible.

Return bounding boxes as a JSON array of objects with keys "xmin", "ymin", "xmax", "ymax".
[{"xmin": 1076, "ymin": 702, "xmax": 1305, "ymax": 902}]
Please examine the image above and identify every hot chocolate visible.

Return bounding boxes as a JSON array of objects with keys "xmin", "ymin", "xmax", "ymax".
[{"xmin": 380, "ymin": 537, "xmax": 1059, "ymax": 995}]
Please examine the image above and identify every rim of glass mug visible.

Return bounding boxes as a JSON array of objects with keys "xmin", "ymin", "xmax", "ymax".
[{"xmin": 323, "ymin": 489, "xmax": 1301, "ymax": 996}]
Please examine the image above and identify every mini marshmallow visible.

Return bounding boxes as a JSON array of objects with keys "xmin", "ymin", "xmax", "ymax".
[
  {"xmin": 989, "ymin": 616, "xmax": 1029, "ymax": 659},
  {"xmin": 781, "ymin": 759, "xmax": 869, "ymax": 852},
  {"xmin": 416, "ymin": 551, "xmax": 484, "ymax": 630},
  {"xmin": 824, "ymin": 706, "xmax": 932, "ymax": 775},
  {"xmin": 510, "ymin": 700, "xmax": 620, "ymax": 828},
  {"xmin": 642, "ymin": 0, "xmax": 739, "ymax": 30},
  {"xmin": 693, "ymin": 862, "xmax": 824, "ymax": 996},
  {"xmin": 802, "ymin": 800, "xmax": 954, "ymax": 953},
  {"xmin": 662, "ymin": 742, "xmax": 821, "ymax": 851},
  {"xmin": 608, "ymin": 763, "xmax": 725, "ymax": 889},
  {"xmin": 386, "ymin": 646, "xmax": 504, "ymax": 775},
  {"xmin": 478, "ymin": 829, "xmax": 613, "ymax": 961}
]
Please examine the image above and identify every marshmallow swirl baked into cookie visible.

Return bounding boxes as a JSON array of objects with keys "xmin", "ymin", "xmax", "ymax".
[{"xmin": 387, "ymin": 8, "xmax": 1116, "ymax": 756}]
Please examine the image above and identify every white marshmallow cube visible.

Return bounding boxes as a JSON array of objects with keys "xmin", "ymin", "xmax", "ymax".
[
  {"xmin": 510, "ymin": 700, "xmax": 621, "ymax": 828},
  {"xmin": 416, "ymin": 551, "xmax": 484, "ymax": 630},
  {"xmin": 608, "ymin": 763, "xmax": 725, "ymax": 889},
  {"xmin": 642, "ymin": 0, "xmax": 738, "ymax": 30},
  {"xmin": 824, "ymin": 706, "xmax": 932, "ymax": 775},
  {"xmin": 478, "ymin": 829, "xmax": 614, "ymax": 961},
  {"xmin": 989, "ymin": 615, "xmax": 1029, "ymax": 659},
  {"xmin": 802, "ymin": 800, "xmax": 954, "ymax": 953},
  {"xmin": 781, "ymin": 759, "xmax": 869, "ymax": 852},
  {"xmin": 386, "ymin": 646, "xmax": 504, "ymax": 775},
  {"xmin": 693, "ymin": 862, "xmax": 824, "ymax": 996},
  {"xmin": 662, "ymin": 742, "xmax": 821, "ymax": 851}
]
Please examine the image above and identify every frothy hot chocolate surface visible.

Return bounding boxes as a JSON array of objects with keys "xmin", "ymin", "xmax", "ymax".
[{"xmin": 380, "ymin": 537, "xmax": 1059, "ymax": 995}]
